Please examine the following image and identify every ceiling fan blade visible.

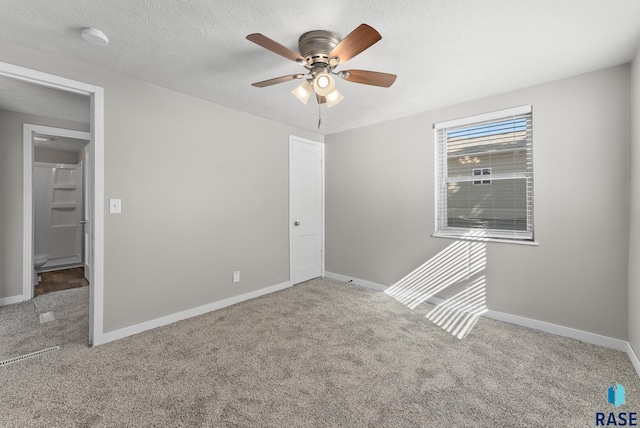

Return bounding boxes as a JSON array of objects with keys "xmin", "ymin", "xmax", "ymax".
[
  {"xmin": 251, "ymin": 74, "xmax": 305, "ymax": 88},
  {"xmin": 329, "ymin": 24, "xmax": 381, "ymax": 63},
  {"xmin": 341, "ymin": 70, "xmax": 397, "ymax": 87},
  {"xmin": 246, "ymin": 33, "xmax": 306, "ymax": 63}
]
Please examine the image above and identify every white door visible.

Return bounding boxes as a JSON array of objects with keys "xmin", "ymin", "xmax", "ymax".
[{"xmin": 290, "ymin": 137, "xmax": 324, "ymax": 284}]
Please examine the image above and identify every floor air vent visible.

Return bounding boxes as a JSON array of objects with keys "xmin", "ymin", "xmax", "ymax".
[{"xmin": 0, "ymin": 346, "xmax": 60, "ymax": 367}]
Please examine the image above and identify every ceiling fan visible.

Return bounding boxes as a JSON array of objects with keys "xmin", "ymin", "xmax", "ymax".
[{"xmin": 246, "ymin": 24, "xmax": 396, "ymax": 109}]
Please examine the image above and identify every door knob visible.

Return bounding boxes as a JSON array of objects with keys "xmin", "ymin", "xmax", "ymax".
[
  {"xmin": 79, "ymin": 220, "xmax": 87, "ymax": 225},
  {"xmin": 293, "ymin": 221, "xmax": 300, "ymax": 226}
]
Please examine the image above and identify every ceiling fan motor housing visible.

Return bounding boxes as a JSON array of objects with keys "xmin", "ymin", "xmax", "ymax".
[{"xmin": 298, "ymin": 30, "xmax": 340, "ymax": 67}]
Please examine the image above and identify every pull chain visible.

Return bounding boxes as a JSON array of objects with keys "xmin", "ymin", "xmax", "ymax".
[{"xmin": 318, "ymin": 102, "xmax": 322, "ymax": 129}]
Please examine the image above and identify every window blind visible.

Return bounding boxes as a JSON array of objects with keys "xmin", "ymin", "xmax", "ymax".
[{"xmin": 434, "ymin": 105, "xmax": 533, "ymax": 241}]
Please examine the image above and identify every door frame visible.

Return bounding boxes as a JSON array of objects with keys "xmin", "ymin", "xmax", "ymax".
[
  {"xmin": 289, "ymin": 135, "xmax": 325, "ymax": 284},
  {"xmin": 24, "ymin": 124, "xmax": 90, "ymax": 295},
  {"xmin": 0, "ymin": 61, "xmax": 105, "ymax": 346}
]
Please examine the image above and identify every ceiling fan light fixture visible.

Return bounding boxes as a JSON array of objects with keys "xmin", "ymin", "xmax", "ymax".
[
  {"xmin": 316, "ymin": 75, "xmax": 330, "ymax": 88},
  {"xmin": 325, "ymin": 89, "xmax": 344, "ymax": 108},
  {"xmin": 292, "ymin": 80, "xmax": 313, "ymax": 104},
  {"xmin": 246, "ymin": 24, "xmax": 396, "ymax": 118},
  {"xmin": 313, "ymin": 72, "xmax": 335, "ymax": 96}
]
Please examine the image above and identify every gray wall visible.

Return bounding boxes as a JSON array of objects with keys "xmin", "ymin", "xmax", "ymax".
[
  {"xmin": 0, "ymin": 40, "xmax": 322, "ymax": 332},
  {"xmin": 0, "ymin": 109, "xmax": 89, "ymax": 299},
  {"xmin": 326, "ymin": 65, "xmax": 631, "ymax": 340},
  {"xmin": 629, "ymin": 48, "xmax": 640, "ymax": 356}
]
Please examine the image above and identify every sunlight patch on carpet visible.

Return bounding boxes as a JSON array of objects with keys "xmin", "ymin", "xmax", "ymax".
[
  {"xmin": 385, "ymin": 241, "xmax": 487, "ymax": 338},
  {"xmin": 426, "ymin": 275, "xmax": 488, "ymax": 339}
]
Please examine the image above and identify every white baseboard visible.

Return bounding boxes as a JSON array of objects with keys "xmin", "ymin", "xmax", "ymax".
[
  {"xmin": 483, "ymin": 309, "xmax": 628, "ymax": 352},
  {"xmin": 0, "ymin": 294, "xmax": 23, "ymax": 307},
  {"xmin": 99, "ymin": 281, "xmax": 292, "ymax": 345},
  {"xmin": 325, "ymin": 271, "xmax": 637, "ymax": 373},
  {"xmin": 324, "ymin": 271, "xmax": 388, "ymax": 291},
  {"xmin": 629, "ymin": 342, "xmax": 640, "ymax": 378}
]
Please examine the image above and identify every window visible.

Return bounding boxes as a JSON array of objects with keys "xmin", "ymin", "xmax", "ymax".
[
  {"xmin": 434, "ymin": 105, "xmax": 533, "ymax": 241},
  {"xmin": 472, "ymin": 168, "xmax": 492, "ymax": 185}
]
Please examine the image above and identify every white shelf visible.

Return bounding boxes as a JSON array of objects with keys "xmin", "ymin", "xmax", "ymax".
[
  {"xmin": 50, "ymin": 203, "xmax": 77, "ymax": 210},
  {"xmin": 53, "ymin": 184, "xmax": 77, "ymax": 190}
]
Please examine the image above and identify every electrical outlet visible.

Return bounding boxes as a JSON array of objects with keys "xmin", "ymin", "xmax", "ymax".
[{"xmin": 233, "ymin": 271, "xmax": 240, "ymax": 283}]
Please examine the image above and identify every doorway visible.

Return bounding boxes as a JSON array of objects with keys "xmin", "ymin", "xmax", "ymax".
[
  {"xmin": 24, "ymin": 124, "xmax": 91, "ymax": 297},
  {"xmin": 289, "ymin": 136, "xmax": 325, "ymax": 284},
  {"xmin": 29, "ymin": 126, "xmax": 90, "ymax": 296},
  {"xmin": 0, "ymin": 60, "xmax": 105, "ymax": 345}
]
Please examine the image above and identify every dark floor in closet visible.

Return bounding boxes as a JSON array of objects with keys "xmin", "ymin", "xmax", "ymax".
[{"xmin": 34, "ymin": 267, "xmax": 89, "ymax": 296}]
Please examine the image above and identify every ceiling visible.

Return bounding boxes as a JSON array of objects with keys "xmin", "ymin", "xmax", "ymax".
[
  {"xmin": 34, "ymin": 133, "xmax": 88, "ymax": 153},
  {"xmin": 0, "ymin": 74, "xmax": 90, "ymax": 124},
  {"xmin": 1, "ymin": 0, "xmax": 640, "ymax": 135}
]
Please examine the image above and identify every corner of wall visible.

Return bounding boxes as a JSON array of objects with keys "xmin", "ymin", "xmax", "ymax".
[
  {"xmin": 629, "ymin": 45, "xmax": 640, "ymax": 365},
  {"xmin": 629, "ymin": 342, "xmax": 640, "ymax": 379}
]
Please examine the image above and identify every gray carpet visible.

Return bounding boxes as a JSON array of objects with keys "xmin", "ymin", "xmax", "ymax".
[
  {"xmin": 0, "ymin": 287, "xmax": 89, "ymax": 362},
  {"xmin": 1, "ymin": 278, "xmax": 638, "ymax": 427}
]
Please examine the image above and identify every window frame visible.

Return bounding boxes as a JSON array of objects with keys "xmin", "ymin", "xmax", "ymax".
[{"xmin": 433, "ymin": 105, "xmax": 534, "ymax": 243}]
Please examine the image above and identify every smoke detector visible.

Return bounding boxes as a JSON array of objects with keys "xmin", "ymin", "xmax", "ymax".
[{"xmin": 81, "ymin": 28, "xmax": 109, "ymax": 46}]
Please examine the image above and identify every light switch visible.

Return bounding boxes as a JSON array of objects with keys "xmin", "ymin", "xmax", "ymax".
[{"xmin": 109, "ymin": 198, "xmax": 122, "ymax": 214}]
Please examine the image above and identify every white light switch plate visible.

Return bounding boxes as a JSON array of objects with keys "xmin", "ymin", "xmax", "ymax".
[{"xmin": 109, "ymin": 198, "xmax": 122, "ymax": 214}]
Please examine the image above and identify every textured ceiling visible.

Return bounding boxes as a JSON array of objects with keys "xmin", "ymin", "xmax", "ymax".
[
  {"xmin": 1, "ymin": 0, "xmax": 640, "ymax": 135},
  {"xmin": 0, "ymin": 74, "xmax": 90, "ymax": 123}
]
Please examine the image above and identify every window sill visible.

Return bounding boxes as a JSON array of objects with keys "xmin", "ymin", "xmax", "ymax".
[{"xmin": 432, "ymin": 233, "xmax": 539, "ymax": 246}]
